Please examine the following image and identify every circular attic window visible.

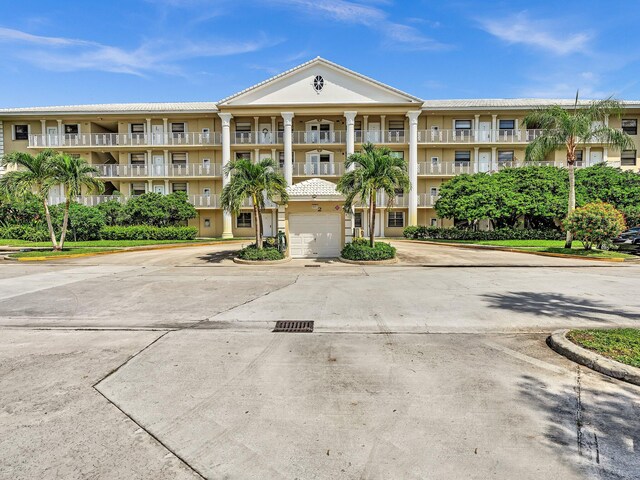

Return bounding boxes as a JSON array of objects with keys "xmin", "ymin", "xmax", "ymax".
[{"xmin": 313, "ymin": 75, "xmax": 324, "ymax": 94}]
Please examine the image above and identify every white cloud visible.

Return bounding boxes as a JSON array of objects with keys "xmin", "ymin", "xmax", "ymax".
[
  {"xmin": 266, "ymin": 0, "xmax": 449, "ymax": 51},
  {"xmin": 478, "ymin": 12, "xmax": 590, "ymax": 55},
  {"xmin": 0, "ymin": 27, "xmax": 277, "ymax": 76}
]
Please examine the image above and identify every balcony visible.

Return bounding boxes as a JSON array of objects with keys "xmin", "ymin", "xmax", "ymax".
[
  {"xmin": 95, "ymin": 163, "xmax": 221, "ymax": 178},
  {"xmin": 416, "ymin": 129, "xmax": 549, "ymax": 144},
  {"xmin": 355, "ymin": 130, "xmax": 407, "ymax": 144},
  {"xmin": 418, "ymin": 194, "xmax": 439, "ymax": 208},
  {"xmin": 418, "ymin": 160, "xmax": 586, "ymax": 176},
  {"xmin": 233, "ymin": 131, "xmax": 284, "ymax": 145},
  {"xmin": 29, "ymin": 132, "xmax": 221, "ymax": 148},
  {"xmin": 292, "ymin": 162, "xmax": 344, "ymax": 177},
  {"xmin": 292, "ymin": 130, "xmax": 346, "ymax": 144}
]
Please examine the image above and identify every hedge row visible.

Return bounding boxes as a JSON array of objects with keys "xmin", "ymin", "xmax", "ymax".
[
  {"xmin": 341, "ymin": 239, "xmax": 396, "ymax": 260},
  {"xmin": 403, "ymin": 226, "xmax": 564, "ymax": 241},
  {"xmin": 236, "ymin": 245, "xmax": 284, "ymax": 261},
  {"xmin": 100, "ymin": 226, "xmax": 198, "ymax": 240},
  {"xmin": 0, "ymin": 225, "xmax": 50, "ymax": 242}
]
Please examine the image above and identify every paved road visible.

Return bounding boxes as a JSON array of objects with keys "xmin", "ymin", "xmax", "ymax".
[{"xmin": 1, "ymin": 242, "xmax": 639, "ymax": 479}]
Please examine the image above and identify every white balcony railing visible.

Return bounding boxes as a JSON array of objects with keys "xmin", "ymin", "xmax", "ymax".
[
  {"xmin": 418, "ymin": 160, "xmax": 586, "ymax": 176},
  {"xmin": 48, "ymin": 195, "xmax": 127, "ymax": 207},
  {"xmin": 292, "ymin": 162, "xmax": 344, "ymax": 176},
  {"xmin": 29, "ymin": 132, "xmax": 221, "ymax": 148},
  {"xmin": 355, "ymin": 130, "xmax": 407, "ymax": 144},
  {"xmin": 418, "ymin": 194, "xmax": 439, "ymax": 208},
  {"xmin": 292, "ymin": 130, "xmax": 346, "ymax": 144},
  {"xmin": 232, "ymin": 131, "xmax": 285, "ymax": 145},
  {"xmin": 416, "ymin": 129, "xmax": 547, "ymax": 144},
  {"xmin": 96, "ymin": 163, "xmax": 221, "ymax": 178}
]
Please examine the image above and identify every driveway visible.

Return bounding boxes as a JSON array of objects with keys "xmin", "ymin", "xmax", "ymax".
[{"xmin": 1, "ymin": 242, "xmax": 639, "ymax": 479}]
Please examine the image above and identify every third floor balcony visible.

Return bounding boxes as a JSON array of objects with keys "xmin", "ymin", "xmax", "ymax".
[{"xmin": 29, "ymin": 132, "xmax": 222, "ymax": 148}]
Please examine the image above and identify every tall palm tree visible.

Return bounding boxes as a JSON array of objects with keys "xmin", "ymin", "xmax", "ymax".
[
  {"xmin": 0, "ymin": 149, "xmax": 60, "ymax": 248},
  {"xmin": 523, "ymin": 94, "xmax": 634, "ymax": 248},
  {"xmin": 50, "ymin": 154, "xmax": 104, "ymax": 250},
  {"xmin": 220, "ymin": 157, "xmax": 288, "ymax": 249},
  {"xmin": 337, "ymin": 143, "xmax": 411, "ymax": 248}
]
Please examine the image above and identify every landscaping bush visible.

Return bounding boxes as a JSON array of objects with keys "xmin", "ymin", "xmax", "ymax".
[
  {"xmin": 236, "ymin": 244, "xmax": 284, "ymax": 261},
  {"xmin": 0, "ymin": 224, "xmax": 49, "ymax": 242},
  {"xmin": 50, "ymin": 203, "xmax": 106, "ymax": 241},
  {"xmin": 96, "ymin": 200, "xmax": 124, "ymax": 226},
  {"xmin": 118, "ymin": 192, "xmax": 196, "ymax": 227},
  {"xmin": 341, "ymin": 238, "xmax": 396, "ymax": 261},
  {"xmin": 100, "ymin": 225, "xmax": 198, "ymax": 241},
  {"xmin": 564, "ymin": 202, "xmax": 626, "ymax": 250},
  {"xmin": 403, "ymin": 226, "xmax": 563, "ymax": 241}
]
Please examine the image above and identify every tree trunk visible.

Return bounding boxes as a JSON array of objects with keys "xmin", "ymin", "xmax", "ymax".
[
  {"xmin": 42, "ymin": 198, "xmax": 58, "ymax": 251},
  {"xmin": 565, "ymin": 146, "xmax": 576, "ymax": 249},
  {"xmin": 58, "ymin": 198, "xmax": 70, "ymax": 251},
  {"xmin": 369, "ymin": 191, "xmax": 376, "ymax": 248},
  {"xmin": 253, "ymin": 196, "xmax": 262, "ymax": 249}
]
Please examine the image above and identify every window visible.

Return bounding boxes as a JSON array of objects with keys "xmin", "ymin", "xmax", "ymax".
[
  {"xmin": 204, "ymin": 218, "xmax": 211, "ymax": 228},
  {"xmin": 622, "ymin": 119, "xmax": 637, "ymax": 135},
  {"xmin": 237, "ymin": 212, "xmax": 252, "ymax": 228},
  {"xmin": 202, "ymin": 158, "xmax": 211, "ymax": 168},
  {"xmin": 575, "ymin": 150, "xmax": 583, "ymax": 162},
  {"xmin": 130, "ymin": 153, "xmax": 146, "ymax": 165},
  {"xmin": 130, "ymin": 123, "xmax": 145, "ymax": 134},
  {"xmin": 621, "ymin": 150, "xmax": 637, "ymax": 166},
  {"xmin": 455, "ymin": 151, "xmax": 471, "ymax": 164},
  {"xmin": 499, "ymin": 119, "xmax": 515, "ymax": 130},
  {"xmin": 388, "ymin": 120, "xmax": 404, "ymax": 132},
  {"xmin": 498, "ymin": 150, "xmax": 514, "ymax": 163},
  {"xmin": 171, "ymin": 152, "xmax": 187, "ymax": 165},
  {"xmin": 131, "ymin": 183, "xmax": 146, "ymax": 195},
  {"xmin": 203, "ymin": 188, "xmax": 211, "ymax": 197},
  {"xmin": 454, "ymin": 120, "xmax": 472, "ymax": 130},
  {"xmin": 236, "ymin": 151, "xmax": 251, "ymax": 160},
  {"xmin": 354, "ymin": 212, "xmax": 362, "ymax": 228},
  {"xmin": 354, "ymin": 121, "xmax": 362, "ymax": 133},
  {"xmin": 388, "ymin": 211, "xmax": 404, "ymax": 228},
  {"xmin": 64, "ymin": 124, "xmax": 79, "ymax": 135},
  {"xmin": 394, "ymin": 188, "xmax": 404, "ymax": 198},
  {"xmin": 278, "ymin": 152, "xmax": 285, "ymax": 169},
  {"xmin": 431, "ymin": 156, "xmax": 440, "ymax": 165},
  {"xmin": 430, "ymin": 187, "xmax": 438, "ymax": 196},
  {"xmin": 235, "ymin": 122, "xmax": 251, "ymax": 132},
  {"xmin": 14, "ymin": 124, "xmax": 28, "ymax": 140},
  {"xmin": 430, "ymin": 218, "xmax": 438, "ymax": 227},
  {"xmin": 391, "ymin": 151, "xmax": 404, "ymax": 159},
  {"xmin": 172, "ymin": 182, "xmax": 187, "ymax": 192},
  {"xmin": 171, "ymin": 123, "xmax": 186, "ymax": 133}
]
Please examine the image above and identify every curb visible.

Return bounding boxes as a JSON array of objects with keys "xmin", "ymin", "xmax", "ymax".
[
  {"xmin": 2, "ymin": 239, "xmax": 250, "ymax": 262},
  {"xmin": 395, "ymin": 239, "xmax": 636, "ymax": 263},
  {"xmin": 338, "ymin": 256, "xmax": 398, "ymax": 265},
  {"xmin": 233, "ymin": 256, "xmax": 291, "ymax": 265},
  {"xmin": 548, "ymin": 329, "xmax": 640, "ymax": 386}
]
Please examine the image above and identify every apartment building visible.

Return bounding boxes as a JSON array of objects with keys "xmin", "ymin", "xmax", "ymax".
[{"xmin": 1, "ymin": 57, "xmax": 639, "ymax": 257}]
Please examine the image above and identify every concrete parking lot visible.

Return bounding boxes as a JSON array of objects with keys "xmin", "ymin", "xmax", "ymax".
[{"xmin": 1, "ymin": 242, "xmax": 639, "ymax": 479}]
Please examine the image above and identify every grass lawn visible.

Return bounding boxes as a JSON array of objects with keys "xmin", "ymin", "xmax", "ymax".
[
  {"xmin": 0, "ymin": 238, "xmax": 239, "ymax": 248},
  {"xmin": 420, "ymin": 239, "xmax": 635, "ymax": 259},
  {"xmin": 8, "ymin": 247, "xmax": 122, "ymax": 258},
  {"xmin": 567, "ymin": 329, "xmax": 640, "ymax": 368}
]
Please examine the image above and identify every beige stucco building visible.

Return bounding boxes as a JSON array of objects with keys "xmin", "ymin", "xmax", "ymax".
[{"xmin": 1, "ymin": 57, "xmax": 640, "ymax": 257}]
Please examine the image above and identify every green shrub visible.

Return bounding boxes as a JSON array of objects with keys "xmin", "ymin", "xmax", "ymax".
[
  {"xmin": 0, "ymin": 225, "xmax": 49, "ymax": 242},
  {"xmin": 564, "ymin": 202, "xmax": 627, "ymax": 250},
  {"xmin": 403, "ymin": 226, "xmax": 563, "ymax": 241},
  {"xmin": 236, "ymin": 244, "xmax": 284, "ymax": 261},
  {"xmin": 118, "ymin": 192, "xmax": 196, "ymax": 227},
  {"xmin": 50, "ymin": 203, "xmax": 106, "ymax": 241},
  {"xmin": 100, "ymin": 225, "xmax": 198, "ymax": 240},
  {"xmin": 96, "ymin": 200, "xmax": 124, "ymax": 226},
  {"xmin": 341, "ymin": 238, "xmax": 396, "ymax": 261}
]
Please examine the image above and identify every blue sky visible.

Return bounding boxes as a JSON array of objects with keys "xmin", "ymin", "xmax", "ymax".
[{"xmin": 0, "ymin": 0, "xmax": 639, "ymax": 107}]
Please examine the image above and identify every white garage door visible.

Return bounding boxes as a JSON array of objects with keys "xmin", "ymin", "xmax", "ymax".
[{"xmin": 289, "ymin": 214, "xmax": 341, "ymax": 258}]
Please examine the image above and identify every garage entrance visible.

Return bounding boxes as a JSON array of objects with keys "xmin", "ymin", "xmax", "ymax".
[{"xmin": 289, "ymin": 213, "xmax": 341, "ymax": 258}]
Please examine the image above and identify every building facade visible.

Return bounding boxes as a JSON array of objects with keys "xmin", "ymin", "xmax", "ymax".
[{"xmin": 1, "ymin": 57, "xmax": 640, "ymax": 257}]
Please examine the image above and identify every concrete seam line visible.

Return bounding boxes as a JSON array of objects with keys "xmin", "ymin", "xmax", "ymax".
[
  {"xmin": 548, "ymin": 329, "xmax": 640, "ymax": 386},
  {"xmin": 91, "ymin": 330, "xmax": 208, "ymax": 479}
]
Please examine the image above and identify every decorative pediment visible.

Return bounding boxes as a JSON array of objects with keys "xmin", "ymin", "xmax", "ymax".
[
  {"xmin": 218, "ymin": 57, "xmax": 422, "ymax": 106},
  {"xmin": 286, "ymin": 178, "xmax": 343, "ymax": 200}
]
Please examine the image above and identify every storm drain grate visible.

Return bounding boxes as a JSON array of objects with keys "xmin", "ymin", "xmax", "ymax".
[{"xmin": 273, "ymin": 320, "xmax": 314, "ymax": 333}]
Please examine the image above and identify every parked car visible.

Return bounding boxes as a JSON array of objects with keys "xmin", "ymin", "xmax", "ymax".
[{"xmin": 613, "ymin": 226, "xmax": 640, "ymax": 250}]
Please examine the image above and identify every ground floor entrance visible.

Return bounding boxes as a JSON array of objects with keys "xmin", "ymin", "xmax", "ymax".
[{"xmin": 288, "ymin": 213, "xmax": 341, "ymax": 258}]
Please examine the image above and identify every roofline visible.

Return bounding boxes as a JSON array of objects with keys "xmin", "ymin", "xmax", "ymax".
[
  {"xmin": 217, "ymin": 56, "xmax": 424, "ymax": 106},
  {"xmin": 421, "ymin": 99, "xmax": 640, "ymax": 111},
  {"xmin": 0, "ymin": 104, "xmax": 219, "ymax": 116}
]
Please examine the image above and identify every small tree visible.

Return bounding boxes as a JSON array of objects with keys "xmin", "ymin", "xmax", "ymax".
[
  {"xmin": 337, "ymin": 143, "xmax": 411, "ymax": 247},
  {"xmin": 564, "ymin": 202, "xmax": 626, "ymax": 250},
  {"xmin": 220, "ymin": 157, "xmax": 288, "ymax": 249}
]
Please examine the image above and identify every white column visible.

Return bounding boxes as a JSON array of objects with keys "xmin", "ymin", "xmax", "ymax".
[
  {"xmin": 146, "ymin": 118, "xmax": 152, "ymax": 144},
  {"xmin": 254, "ymin": 116, "xmax": 259, "ymax": 144},
  {"xmin": 282, "ymin": 112, "xmax": 294, "ymax": 185},
  {"xmin": 363, "ymin": 115, "xmax": 368, "ymax": 133},
  {"xmin": 57, "ymin": 119, "xmax": 63, "ymax": 144},
  {"xmin": 163, "ymin": 118, "xmax": 168, "ymax": 143},
  {"xmin": 407, "ymin": 111, "xmax": 421, "ymax": 226},
  {"xmin": 164, "ymin": 149, "xmax": 169, "ymax": 176},
  {"xmin": 344, "ymin": 111, "xmax": 357, "ymax": 169},
  {"xmin": 605, "ymin": 114, "xmax": 610, "ymax": 127},
  {"xmin": 491, "ymin": 146, "xmax": 497, "ymax": 170},
  {"xmin": 218, "ymin": 112, "xmax": 234, "ymax": 238},
  {"xmin": 380, "ymin": 115, "xmax": 386, "ymax": 135},
  {"xmin": 40, "ymin": 120, "xmax": 46, "ymax": 144},
  {"xmin": 491, "ymin": 114, "xmax": 497, "ymax": 142},
  {"xmin": 271, "ymin": 116, "xmax": 276, "ymax": 144},
  {"xmin": 474, "ymin": 114, "xmax": 480, "ymax": 142},
  {"xmin": 474, "ymin": 147, "xmax": 480, "ymax": 173},
  {"xmin": 585, "ymin": 146, "xmax": 591, "ymax": 167},
  {"xmin": 254, "ymin": 148, "xmax": 260, "ymax": 162}
]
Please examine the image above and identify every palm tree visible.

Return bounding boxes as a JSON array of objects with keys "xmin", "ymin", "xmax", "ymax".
[
  {"xmin": 50, "ymin": 154, "xmax": 104, "ymax": 250},
  {"xmin": 220, "ymin": 157, "xmax": 288, "ymax": 249},
  {"xmin": 523, "ymin": 94, "xmax": 634, "ymax": 248},
  {"xmin": 0, "ymin": 149, "xmax": 60, "ymax": 248},
  {"xmin": 337, "ymin": 143, "xmax": 411, "ymax": 248}
]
